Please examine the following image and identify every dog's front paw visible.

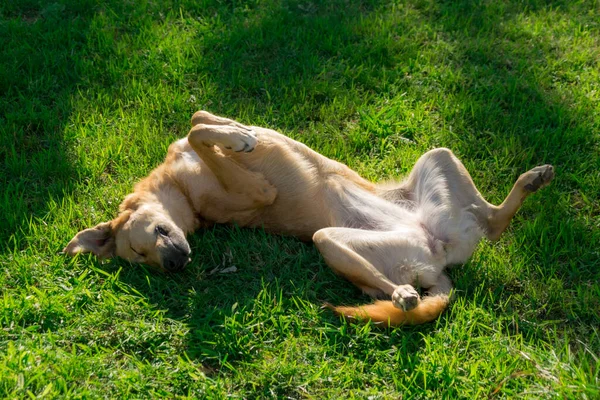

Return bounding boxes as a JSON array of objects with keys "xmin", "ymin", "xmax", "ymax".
[
  {"xmin": 392, "ymin": 285, "xmax": 420, "ymax": 312},
  {"xmin": 223, "ymin": 127, "xmax": 257, "ymax": 153},
  {"xmin": 520, "ymin": 165, "xmax": 554, "ymax": 193}
]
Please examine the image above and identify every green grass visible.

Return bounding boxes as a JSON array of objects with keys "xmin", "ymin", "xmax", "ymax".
[{"xmin": 1, "ymin": 0, "xmax": 599, "ymax": 397}]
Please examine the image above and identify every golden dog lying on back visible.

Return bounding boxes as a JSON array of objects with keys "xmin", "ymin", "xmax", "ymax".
[{"xmin": 64, "ymin": 111, "xmax": 554, "ymax": 326}]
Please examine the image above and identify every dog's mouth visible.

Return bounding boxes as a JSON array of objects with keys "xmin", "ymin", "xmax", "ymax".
[
  {"xmin": 162, "ymin": 256, "xmax": 191, "ymax": 272},
  {"xmin": 150, "ymin": 231, "xmax": 193, "ymax": 273},
  {"xmin": 159, "ymin": 243, "xmax": 192, "ymax": 273}
]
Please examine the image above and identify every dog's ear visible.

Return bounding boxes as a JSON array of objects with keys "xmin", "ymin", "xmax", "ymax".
[{"xmin": 62, "ymin": 221, "xmax": 116, "ymax": 259}]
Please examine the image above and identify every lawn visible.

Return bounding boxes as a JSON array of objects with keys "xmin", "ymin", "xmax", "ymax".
[{"xmin": 1, "ymin": 0, "xmax": 599, "ymax": 397}]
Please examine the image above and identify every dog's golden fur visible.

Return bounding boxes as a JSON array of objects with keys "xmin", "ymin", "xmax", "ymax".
[{"xmin": 65, "ymin": 111, "xmax": 554, "ymax": 326}]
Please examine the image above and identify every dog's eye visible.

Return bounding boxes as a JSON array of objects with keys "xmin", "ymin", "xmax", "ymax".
[
  {"xmin": 156, "ymin": 226, "xmax": 169, "ymax": 237},
  {"xmin": 130, "ymin": 246, "xmax": 145, "ymax": 258}
]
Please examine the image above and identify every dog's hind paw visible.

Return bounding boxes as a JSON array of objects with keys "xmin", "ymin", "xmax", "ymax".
[
  {"xmin": 520, "ymin": 164, "xmax": 554, "ymax": 193},
  {"xmin": 392, "ymin": 284, "xmax": 420, "ymax": 312}
]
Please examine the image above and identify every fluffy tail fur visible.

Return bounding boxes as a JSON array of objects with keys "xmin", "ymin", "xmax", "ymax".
[{"xmin": 329, "ymin": 295, "xmax": 449, "ymax": 327}]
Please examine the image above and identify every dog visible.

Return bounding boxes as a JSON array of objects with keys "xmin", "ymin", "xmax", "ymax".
[{"xmin": 64, "ymin": 111, "xmax": 554, "ymax": 326}]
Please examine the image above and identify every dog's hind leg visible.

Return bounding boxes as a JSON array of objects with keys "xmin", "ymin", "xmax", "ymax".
[
  {"xmin": 427, "ymin": 272, "xmax": 453, "ymax": 297},
  {"xmin": 313, "ymin": 228, "xmax": 399, "ymax": 299},
  {"xmin": 395, "ymin": 148, "xmax": 554, "ymax": 241},
  {"xmin": 313, "ymin": 228, "xmax": 445, "ymax": 311},
  {"xmin": 485, "ymin": 164, "xmax": 554, "ymax": 240},
  {"xmin": 313, "ymin": 227, "xmax": 449, "ymax": 326}
]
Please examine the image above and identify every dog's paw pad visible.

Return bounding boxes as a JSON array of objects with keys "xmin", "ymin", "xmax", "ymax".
[
  {"xmin": 522, "ymin": 165, "xmax": 554, "ymax": 192},
  {"xmin": 392, "ymin": 285, "xmax": 420, "ymax": 312},
  {"xmin": 230, "ymin": 129, "xmax": 257, "ymax": 153}
]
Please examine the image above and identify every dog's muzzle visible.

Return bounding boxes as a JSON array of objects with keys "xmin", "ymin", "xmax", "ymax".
[{"xmin": 161, "ymin": 243, "xmax": 191, "ymax": 272}]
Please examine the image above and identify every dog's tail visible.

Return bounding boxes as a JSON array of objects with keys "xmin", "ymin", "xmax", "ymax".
[{"xmin": 327, "ymin": 295, "xmax": 449, "ymax": 327}]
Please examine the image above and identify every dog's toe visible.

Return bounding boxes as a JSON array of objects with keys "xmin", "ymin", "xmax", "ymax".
[
  {"xmin": 392, "ymin": 285, "xmax": 420, "ymax": 312},
  {"xmin": 522, "ymin": 164, "xmax": 554, "ymax": 192}
]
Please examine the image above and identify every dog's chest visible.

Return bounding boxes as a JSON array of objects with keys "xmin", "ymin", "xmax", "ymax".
[{"xmin": 174, "ymin": 138, "xmax": 201, "ymax": 164}]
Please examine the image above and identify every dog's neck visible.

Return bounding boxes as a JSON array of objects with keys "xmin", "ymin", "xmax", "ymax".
[
  {"xmin": 155, "ymin": 183, "xmax": 197, "ymax": 233},
  {"xmin": 132, "ymin": 175, "xmax": 198, "ymax": 235}
]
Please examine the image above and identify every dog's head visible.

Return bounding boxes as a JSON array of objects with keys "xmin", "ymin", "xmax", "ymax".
[{"xmin": 63, "ymin": 203, "xmax": 191, "ymax": 272}]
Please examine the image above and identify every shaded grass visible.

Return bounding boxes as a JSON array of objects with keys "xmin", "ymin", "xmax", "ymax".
[{"xmin": 1, "ymin": 0, "xmax": 599, "ymax": 397}]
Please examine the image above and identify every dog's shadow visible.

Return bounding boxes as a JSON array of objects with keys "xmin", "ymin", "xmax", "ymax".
[
  {"xmin": 115, "ymin": 225, "xmax": 437, "ymax": 370},
  {"xmin": 108, "ymin": 217, "xmax": 591, "ymax": 372}
]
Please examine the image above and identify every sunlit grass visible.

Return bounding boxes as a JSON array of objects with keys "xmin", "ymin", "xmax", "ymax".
[{"xmin": 1, "ymin": 0, "xmax": 599, "ymax": 397}]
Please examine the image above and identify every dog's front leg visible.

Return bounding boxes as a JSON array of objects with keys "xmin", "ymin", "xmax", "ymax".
[
  {"xmin": 188, "ymin": 124, "xmax": 277, "ymax": 212},
  {"xmin": 191, "ymin": 110, "xmax": 251, "ymax": 130}
]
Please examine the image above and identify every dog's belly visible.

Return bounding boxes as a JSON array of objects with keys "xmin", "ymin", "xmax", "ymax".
[
  {"xmin": 246, "ymin": 199, "xmax": 333, "ymax": 240},
  {"xmin": 383, "ymin": 213, "xmax": 482, "ymax": 289},
  {"xmin": 367, "ymin": 201, "xmax": 484, "ymax": 288}
]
